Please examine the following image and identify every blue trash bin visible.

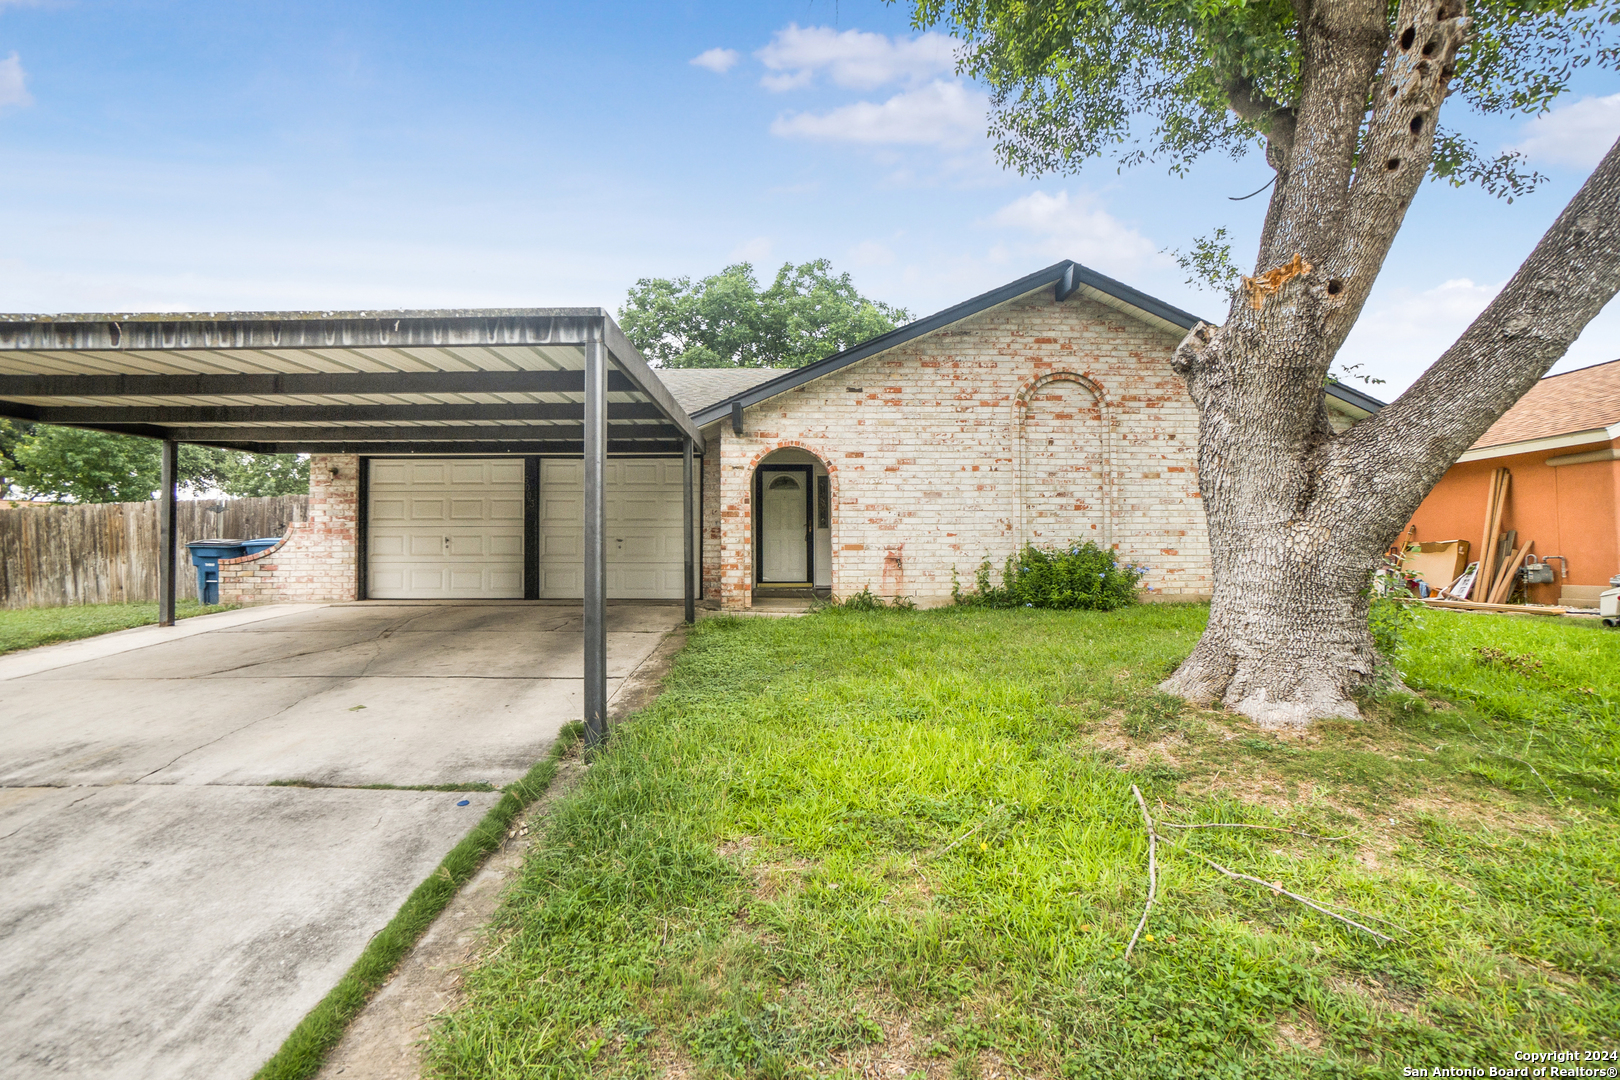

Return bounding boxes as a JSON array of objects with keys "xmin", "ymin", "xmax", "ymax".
[
  {"xmin": 186, "ymin": 539, "xmax": 247, "ymax": 605},
  {"xmin": 241, "ymin": 536, "xmax": 283, "ymax": 557}
]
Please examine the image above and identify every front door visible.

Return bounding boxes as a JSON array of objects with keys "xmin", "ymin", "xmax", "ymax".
[{"xmin": 758, "ymin": 467, "xmax": 811, "ymax": 583}]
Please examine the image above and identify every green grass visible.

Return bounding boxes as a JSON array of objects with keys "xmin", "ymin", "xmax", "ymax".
[
  {"xmin": 254, "ymin": 723, "xmax": 585, "ymax": 1080},
  {"xmin": 0, "ymin": 600, "xmax": 234, "ymax": 654},
  {"xmin": 425, "ymin": 604, "xmax": 1619, "ymax": 1079}
]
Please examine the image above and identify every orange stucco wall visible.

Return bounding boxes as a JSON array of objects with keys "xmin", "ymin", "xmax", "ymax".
[{"xmin": 1403, "ymin": 439, "xmax": 1620, "ymax": 604}]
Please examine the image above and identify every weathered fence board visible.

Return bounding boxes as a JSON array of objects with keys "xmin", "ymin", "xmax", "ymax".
[{"xmin": 0, "ymin": 496, "xmax": 308, "ymax": 608}]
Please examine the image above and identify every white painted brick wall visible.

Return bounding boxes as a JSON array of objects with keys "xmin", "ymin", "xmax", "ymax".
[{"xmin": 708, "ymin": 287, "xmax": 1212, "ymax": 608}]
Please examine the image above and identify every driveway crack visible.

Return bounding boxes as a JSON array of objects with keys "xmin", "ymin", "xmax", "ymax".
[{"xmin": 131, "ymin": 690, "xmax": 335, "ymax": 784}]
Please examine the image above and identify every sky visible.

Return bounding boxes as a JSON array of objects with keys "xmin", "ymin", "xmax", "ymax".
[{"xmin": 0, "ymin": 0, "xmax": 1617, "ymax": 400}]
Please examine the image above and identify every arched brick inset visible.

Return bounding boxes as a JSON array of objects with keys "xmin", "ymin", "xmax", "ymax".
[{"xmin": 1015, "ymin": 371, "xmax": 1112, "ymax": 548}]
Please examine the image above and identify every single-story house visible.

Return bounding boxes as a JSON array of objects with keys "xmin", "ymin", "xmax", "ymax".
[
  {"xmin": 1404, "ymin": 357, "xmax": 1620, "ymax": 607},
  {"xmin": 0, "ymin": 261, "xmax": 1384, "ymax": 616}
]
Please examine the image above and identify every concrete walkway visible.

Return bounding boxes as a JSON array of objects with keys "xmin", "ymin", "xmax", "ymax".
[{"xmin": 0, "ymin": 601, "xmax": 683, "ymax": 1080}]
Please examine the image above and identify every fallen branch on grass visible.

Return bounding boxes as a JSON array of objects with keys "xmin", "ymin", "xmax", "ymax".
[
  {"xmin": 1125, "ymin": 785, "xmax": 1157, "ymax": 961},
  {"xmin": 1176, "ymin": 847, "xmax": 1395, "ymax": 943},
  {"xmin": 1158, "ymin": 822, "xmax": 1351, "ymax": 842}
]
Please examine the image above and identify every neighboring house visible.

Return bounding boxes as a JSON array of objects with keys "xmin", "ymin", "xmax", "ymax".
[
  {"xmin": 0, "ymin": 261, "xmax": 1381, "ymax": 612},
  {"xmin": 1404, "ymin": 358, "xmax": 1620, "ymax": 608}
]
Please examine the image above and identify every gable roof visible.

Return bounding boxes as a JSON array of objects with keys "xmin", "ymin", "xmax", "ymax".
[
  {"xmin": 1469, "ymin": 357, "xmax": 1620, "ymax": 451},
  {"xmin": 656, "ymin": 367, "xmax": 792, "ymax": 415},
  {"xmin": 685, "ymin": 260, "xmax": 1384, "ymax": 427}
]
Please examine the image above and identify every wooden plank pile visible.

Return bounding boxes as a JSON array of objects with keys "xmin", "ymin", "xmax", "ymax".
[{"xmin": 1421, "ymin": 466, "xmax": 1565, "ymax": 615}]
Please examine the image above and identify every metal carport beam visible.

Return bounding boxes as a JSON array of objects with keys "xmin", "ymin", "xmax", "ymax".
[
  {"xmin": 22, "ymin": 402, "xmax": 671, "ymax": 425},
  {"xmin": 0, "ymin": 370, "xmax": 638, "ymax": 398},
  {"xmin": 582, "ymin": 336, "xmax": 608, "ymax": 753}
]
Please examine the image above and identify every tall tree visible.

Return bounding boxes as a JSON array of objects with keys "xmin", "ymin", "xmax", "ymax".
[
  {"xmin": 911, "ymin": 0, "xmax": 1620, "ymax": 726},
  {"xmin": 9, "ymin": 426, "xmax": 308, "ymax": 503},
  {"xmin": 620, "ymin": 259, "xmax": 911, "ymax": 368}
]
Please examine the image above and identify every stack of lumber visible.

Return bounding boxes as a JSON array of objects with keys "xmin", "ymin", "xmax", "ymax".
[{"xmin": 1447, "ymin": 467, "xmax": 1538, "ymax": 608}]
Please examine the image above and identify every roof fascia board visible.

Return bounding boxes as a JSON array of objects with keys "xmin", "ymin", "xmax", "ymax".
[
  {"xmin": 0, "ymin": 311, "xmax": 607, "ymax": 351},
  {"xmin": 1456, "ymin": 425, "xmax": 1617, "ymax": 462},
  {"xmin": 602, "ymin": 316, "xmax": 706, "ymax": 451},
  {"xmin": 690, "ymin": 262, "xmax": 1077, "ymax": 427}
]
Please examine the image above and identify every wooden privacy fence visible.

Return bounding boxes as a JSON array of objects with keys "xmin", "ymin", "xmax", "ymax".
[{"xmin": 0, "ymin": 495, "xmax": 308, "ymax": 609}]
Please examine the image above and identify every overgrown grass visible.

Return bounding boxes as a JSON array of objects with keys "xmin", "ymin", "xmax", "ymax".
[
  {"xmin": 427, "ymin": 605, "xmax": 1619, "ymax": 1079},
  {"xmin": 254, "ymin": 723, "xmax": 585, "ymax": 1080},
  {"xmin": 0, "ymin": 600, "xmax": 233, "ymax": 654}
]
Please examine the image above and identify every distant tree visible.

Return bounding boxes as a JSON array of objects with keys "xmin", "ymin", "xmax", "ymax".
[
  {"xmin": 9, "ymin": 426, "xmax": 309, "ymax": 503},
  {"xmin": 619, "ymin": 259, "xmax": 911, "ymax": 368},
  {"xmin": 0, "ymin": 418, "xmax": 32, "ymax": 499}
]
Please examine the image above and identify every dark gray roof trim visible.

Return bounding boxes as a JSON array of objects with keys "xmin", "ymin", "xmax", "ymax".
[{"xmin": 688, "ymin": 260, "xmax": 1383, "ymax": 425}]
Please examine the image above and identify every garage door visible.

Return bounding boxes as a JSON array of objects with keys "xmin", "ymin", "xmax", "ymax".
[
  {"xmin": 368, "ymin": 459, "xmax": 525, "ymax": 599},
  {"xmin": 538, "ymin": 458, "xmax": 685, "ymax": 599}
]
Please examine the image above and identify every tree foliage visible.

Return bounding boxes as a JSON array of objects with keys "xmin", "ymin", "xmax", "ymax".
[
  {"xmin": 912, "ymin": 0, "xmax": 1617, "ymax": 200},
  {"xmin": 619, "ymin": 259, "xmax": 911, "ymax": 368},
  {"xmin": 4, "ymin": 425, "xmax": 309, "ymax": 503}
]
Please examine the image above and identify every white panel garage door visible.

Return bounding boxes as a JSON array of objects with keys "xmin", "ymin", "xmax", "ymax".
[
  {"xmin": 368, "ymin": 459, "xmax": 525, "ymax": 599},
  {"xmin": 538, "ymin": 458, "xmax": 685, "ymax": 599}
]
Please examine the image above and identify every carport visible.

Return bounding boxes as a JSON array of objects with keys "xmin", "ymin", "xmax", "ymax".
[{"xmin": 0, "ymin": 308, "xmax": 704, "ymax": 748}]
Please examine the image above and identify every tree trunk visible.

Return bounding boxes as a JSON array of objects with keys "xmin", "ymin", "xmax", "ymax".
[{"xmin": 1163, "ymin": 136, "xmax": 1620, "ymax": 727}]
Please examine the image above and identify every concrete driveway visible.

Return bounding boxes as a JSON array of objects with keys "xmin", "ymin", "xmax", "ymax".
[{"xmin": 0, "ymin": 601, "xmax": 682, "ymax": 1080}]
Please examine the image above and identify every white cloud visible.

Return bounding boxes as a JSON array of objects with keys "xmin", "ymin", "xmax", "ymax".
[
  {"xmin": 1335, "ymin": 278, "xmax": 1500, "ymax": 395},
  {"xmin": 988, "ymin": 190, "xmax": 1162, "ymax": 276},
  {"xmin": 756, "ymin": 24, "xmax": 956, "ymax": 92},
  {"xmin": 0, "ymin": 53, "xmax": 34, "ymax": 111},
  {"xmin": 1512, "ymin": 93, "xmax": 1620, "ymax": 170},
  {"xmin": 727, "ymin": 236, "xmax": 773, "ymax": 264},
  {"xmin": 770, "ymin": 81, "xmax": 988, "ymax": 148},
  {"xmin": 690, "ymin": 48, "xmax": 740, "ymax": 75}
]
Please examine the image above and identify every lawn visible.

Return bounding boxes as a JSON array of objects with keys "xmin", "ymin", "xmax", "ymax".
[
  {"xmin": 0, "ymin": 600, "xmax": 233, "ymax": 655},
  {"xmin": 426, "ymin": 604, "xmax": 1619, "ymax": 1079}
]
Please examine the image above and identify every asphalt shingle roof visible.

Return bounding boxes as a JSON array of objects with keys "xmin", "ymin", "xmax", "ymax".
[
  {"xmin": 655, "ymin": 367, "xmax": 793, "ymax": 415},
  {"xmin": 1473, "ymin": 358, "xmax": 1620, "ymax": 449}
]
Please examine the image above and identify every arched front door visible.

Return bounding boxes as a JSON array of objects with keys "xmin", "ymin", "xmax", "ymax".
[{"xmin": 755, "ymin": 465, "xmax": 813, "ymax": 584}]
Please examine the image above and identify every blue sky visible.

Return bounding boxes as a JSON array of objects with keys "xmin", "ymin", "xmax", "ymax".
[{"xmin": 1, "ymin": 0, "xmax": 1616, "ymax": 397}]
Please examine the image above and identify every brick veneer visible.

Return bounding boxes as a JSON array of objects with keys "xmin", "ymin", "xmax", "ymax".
[
  {"xmin": 218, "ymin": 454, "xmax": 361, "ymax": 605},
  {"xmin": 708, "ymin": 287, "xmax": 1212, "ymax": 609}
]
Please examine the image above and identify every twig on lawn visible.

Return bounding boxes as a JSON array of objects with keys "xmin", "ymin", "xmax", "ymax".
[
  {"xmin": 1176, "ymin": 847, "xmax": 1394, "ymax": 943},
  {"xmin": 1158, "ymin": 822, "xmax": 1351, "ymax": 841},
  {"xmin": 938, "ymin": 804, "xmax": 1004, "ymax": 855},
  {"xmin": 1125, "ymin": 785, "xmax": 1157, "ymax": 961}
]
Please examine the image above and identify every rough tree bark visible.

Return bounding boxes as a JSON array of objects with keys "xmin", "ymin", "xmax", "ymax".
[{"xmin": 1161, "ymin": 0, "xmax": 1620, "ymax": 727}]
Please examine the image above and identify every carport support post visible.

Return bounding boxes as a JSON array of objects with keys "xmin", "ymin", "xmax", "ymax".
[
  {"xmin": 583, "ymin": 336, "xmax": 608, "ymax": 753},
  {"xmin": 158, "ymin": 439, "xmax": 179, "ymax": 627},
  {"xmin": 683, "ymin": 437, "xmax": 695, "ymax": 625}
]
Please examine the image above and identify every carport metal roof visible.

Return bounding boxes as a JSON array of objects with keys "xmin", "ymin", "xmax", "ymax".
[
  {"xmin": 0, "ymin": 308, "xmax": 703, "ymax": 456},
  {"xmin": 0, "ymin": 307, "xmax": 703, "ymax": 754}
]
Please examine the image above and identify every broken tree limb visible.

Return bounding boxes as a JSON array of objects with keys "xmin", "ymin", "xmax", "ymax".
[
  {"xmin": 1158, "ymin": 822, "xmax": 1351, "ymax": 841},
  {"xmin": 1176, "ymin": 847, "xmax": 1395, "ymax": 943},
  {"xmin": 1125, "ymin": 785, "xmax": 1158, "ymax": 961}
]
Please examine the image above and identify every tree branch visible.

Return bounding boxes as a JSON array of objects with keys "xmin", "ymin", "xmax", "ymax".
[
  {"xmin": 1321, "ymin": 0, "xmax": 1474, "ymax": 358},
  {"xmin": 1332, "ymin": 136, "xmax": 1620, "ymax": 528},
  {"xmin": 1225, "ymin": 77, "xmax": 1297, "ymax": 172}
]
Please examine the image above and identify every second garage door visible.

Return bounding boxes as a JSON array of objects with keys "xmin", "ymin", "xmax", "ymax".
[{"xmin": 538, "ymin": 458, "xmax": 686, "ymax": 599}]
